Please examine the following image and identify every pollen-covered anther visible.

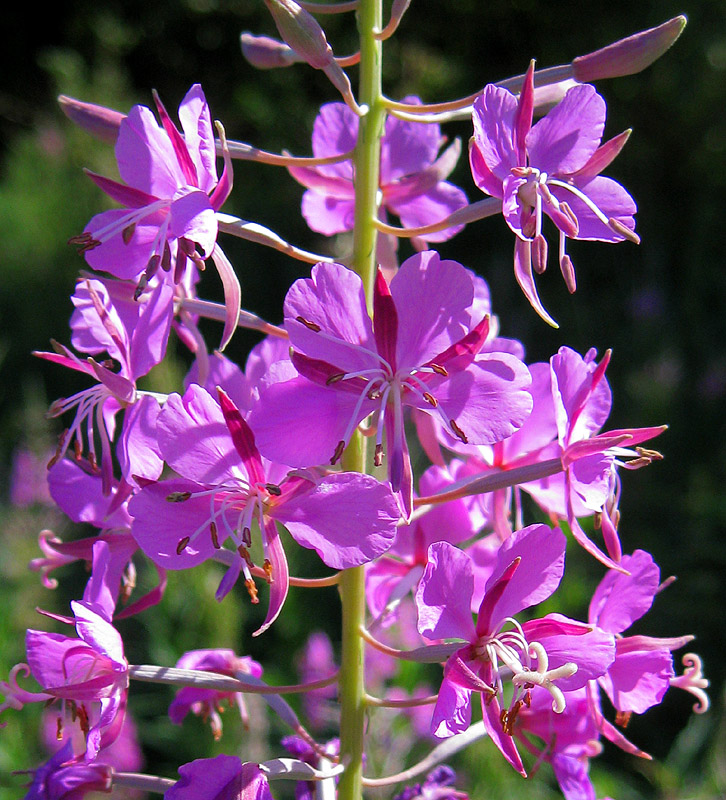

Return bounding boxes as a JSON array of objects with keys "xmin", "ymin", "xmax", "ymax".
[
  {"xmin": 615, "ymin": 710, "xmax": 632, "ymax": 728},
  {"xmin": 429, "ymin": 362, "xmax": 448, "ymax": 377},
  {"xmin": 608, "ymin": 217, "xmax": 640, "ymax": 244},
  {"xmin": 623, "ymin": 447, "xmax": 663, "ymax": 470},
  {"xmin": 176, "ymin": 536, "xmax": 191, "ymax": 555},
  {"xmin": 237, "ymin": 546, "xmax": 254, "ymax": 569},
  {"xmin": 210, "ymin": 521, "xmax": 220, "ymax": 549},
  {"xmin": 422, "ymin": 391, "xmax": 437, "ymax": 407},
  {"xmin": 244, "ymin": 578, "xmax": 259, "ymax": 604},
  {"xmin": 263, "ymin": 559, "xmax": 274, "ymax": 583},
  {"xmin": 77, "ymin": 703, "xmax": 90, "ymax": 736},
  {"xmin": 68, "ymin": 231, "xmax": 101, "ymax": 253},
  {"xmin": 499, "ymin": 699, "xmax": 524, "ymax": 736},
  {"xmin": 295, "ymin": 315, "xmax": 322, "ymax": 332},
  {"xmin": 166, "ymin": 491, "xmax": 192, "ymax": 502},
  {"xmin": 450, "ymin": 419, "xmax": 468, "ymax": 444},
  {"xmin": 326, "ymin": 372, "xmax": 345, "ymax": 385}
]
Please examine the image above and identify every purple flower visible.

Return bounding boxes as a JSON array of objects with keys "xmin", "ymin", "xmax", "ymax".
[
  {"xmin": 36, "ymin": 277, "xmax": 172, "ymax": 492},
  {"xmin": 288, "ymin": 100, "xmax": 468, "ymax": 266},
  {"xmin": 415, "ymin": 525, "xmax": 615, "ymax": 776},
  {"xmin": 74, "ymin": 85, "xmax": 231, "ymax": 294},
  {"xmin": 129, "ymin": 384, "xmax": 399, "ymax": 634},
  {"xmin": 169, "ymin": 648, "xmax": 263, "ymax": 738},
  {"xmin": 22, "ymin": 740, "xmax": 113, "ymax": 800},
  {"xmin": 249, "ymin": 253, "xmax": 533, "ymax": 516},
  {"xmin": 393, "ymin": 766, "xmax": 467, "ymax": 800},
  {"xmin": 22, "ymin": 542, "xmax": 129, "ymax": 761},
  {"xmin": 166, "ymin": 755, "xmax": 274, "ymax": 800},
  {"xmin": 470, "ymin": 62, "xmax": 637, "ymax": 324}
]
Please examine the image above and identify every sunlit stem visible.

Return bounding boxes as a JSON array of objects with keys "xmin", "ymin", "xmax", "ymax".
[
  {"xmin": 374, "ymin": 197, "xmax": 502, "ymax": 238},
  {"xmin": 113, "ymin": 773, "xmax": 176, "ymax": 795},
  {"xmin": 337, "ymin": 2, "xmax": 383, "ymax": 798},
  {"xmin": 128, "ymin": 664, "xmax": 339, "ymax": 695}
]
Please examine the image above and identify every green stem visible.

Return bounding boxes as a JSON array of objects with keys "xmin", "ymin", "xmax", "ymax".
[{"xmin": 338, "ymin": 1, "xmax": 383, "ymax": 798}]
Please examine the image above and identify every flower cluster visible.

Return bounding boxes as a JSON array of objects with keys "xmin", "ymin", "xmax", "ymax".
[{"xmin": 3, "ymin": 7, "xmax": 704, "ymax": 800}]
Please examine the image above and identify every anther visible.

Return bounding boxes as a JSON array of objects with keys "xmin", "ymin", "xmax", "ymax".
[
  {"xmin": 122, "ymin": 223, "xmax": 136, "ymax": 244},
  {"xmin": 326, "ymin": 372, "xmax": 345, "ymax": 385},
  {"xmin": 74, "ymin": 439, "xmax": 83, "ymax": 461},
  {"xmin": 265, "ymin": 483, "xmax": 282, "ymax": 497},
  {"xmin": 559, "ymin": 254, "xmax": 576, "ymax": 293},
  {"xmin": 176, "ymin": 537, "xmax": 190, "ymax": 555},
  {"xmin": 244, "ymin": 578, "xmax": 259, "ymax": 604},
  {"xmin": 331, "ymin": 440, "xmax": 346, "ymax": 465},
  {"xmin": 533, "ymin": 234, "xmax": 548, "ymax": 274},
  {"xmin": 615, "ymin": 711, "xmax": 632, "ymax": 728},
  {"xmin": 429, "ymin": 362, "xmax": 448, "ymax": 377},
  {"xmin": 450, "ymin": 419, "xmax": 468, "ymax": 444},
  {"xmin": 237, "ymin": 546, "xmax": 254, "ymax": 569},
  {"xmin": 422, "ymin": 392, "xmax": 437, "ymax": 407},
  {"xmin": 296, "ymin": 315, "xmax": 322, "ymax": 332},
  {"xmin": 374, "ymin": 443, "xmax": 384, "ymax": 467},
  {"xmin": 210, "ymin": 521, "xmax": 220, "ymax": 549},
  {"xmin": 242, "ymin": 527, "xmax": 252, "ymax": 547},
  {"xmin": 608, "ymin": 217, "xmax": 640, "ymax": 244},
  {"xmin": 263, "ymin": 559, "xmax": 274, "ymax": 583},
  {"xmin": 56, "ymin": 716, "xmax": 63, "ymax": 741},
  {"xmin": 166, "ymin": 491, "xmax": 192, "ymax": 502}
]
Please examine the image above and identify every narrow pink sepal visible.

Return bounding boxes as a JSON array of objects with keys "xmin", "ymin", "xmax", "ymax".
[
  {"xmin": 253, "ymin": 519, "xmax": 290, "ymax": 637},
  {"xmin": 84, "ymin": 170, "xmax": 159, "ymax": 209},
  {"xmin": 211, "ymin": 244, "xmax": 241, "ymax": 352},
  {"xmin": 152, "ymin": 90, "xmax": 199, "ymax": 188},
  {"xmin": 217, "ymin": 387, "xmax": 266, "ymax": 485},
  {"xmin": 513, "ymin": 238, "xmax": 559, "ymax": 327}
]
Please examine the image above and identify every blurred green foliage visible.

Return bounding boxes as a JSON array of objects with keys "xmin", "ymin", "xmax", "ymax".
[{"xmin": 1, "ymin": 1, "xmax": 725, "ymax": 798}]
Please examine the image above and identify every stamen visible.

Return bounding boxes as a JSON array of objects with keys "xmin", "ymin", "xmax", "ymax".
[
  {"xmin": 374, "ymin": 442, "xmax": 384, "ymax": 466},
  {"xmin": 56, "ymin": 716, "xmax": 63, "ymax": 740},
  {"xmin": 450, "ymin": 419, "xmax": 468, "ymax": 444},
  {"xmin": 296, "ymin": 315, "xmax": 322, "ymax": 332},
  {"xmin": 429, "ymin": 363, "xmax": 448, "ymax": 376},
  {"xmin": 615, "ymin": 710, "xmax": 632, "ymax": 728},
  {"xmin": 264, "ymin": 483, "xmax": 282, "ymax": 497},
  {"xmin": 166, "ymin": 491, "xmax": 192, "ymax": 502},
  {"xmin": 176, "ymin": 537, "xmax": 191, "ymax": 555},
  {"xmin": 608, "ymin": 217, "xmax": 641, "ymax": 244},
  {"xmin": 122, "ymin": 223, "xmax": 136, "ymax": 244},
  {"xmin": 244, "ymin": 578, "xmax": 259, "ymax": 604},
  {"xmin": 210, "ymin": 521, "xmax": 220, "ymax": 549},
  {"xmin": 326, "ymin": 373, "xmax": 345, "ymax": 384},
  {"xmin": 263, "ymin": 559, "xmax": 274, "ymax": 583},
  {"xmin": 331, "ymin": 440, "xmax": 346, "ymax": 465},
  {"xmin": 422, "ymin": 391, "xmax": 437, "ymax": 407}
]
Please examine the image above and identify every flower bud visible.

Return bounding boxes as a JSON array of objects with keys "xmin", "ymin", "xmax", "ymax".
[
  {"xmin": 240, "ymin": 32, "xmax": 302, "ymax": 69},
  {"xmin": 263, "ymin": 0, "xmax": 334, "ymax": 70},
  {"xmin": 572, "ymin": 15, "xmax": 687, "ymax": 82},
  {"xmin": 57, "ymin": 95, "xmax": 125, "ymax": 143}
]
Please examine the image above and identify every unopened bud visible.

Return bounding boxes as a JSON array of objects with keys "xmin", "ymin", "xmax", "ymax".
[
  {"xmin": 240, "ymin": 32, "xmax": 302, "ymax": 69},
  {"xmin": 58, "ymin": 95, "xmax": 125, "ymax": 144},
  {"xmin": 572, "ymin": 16, "xmax": 687, "ymax": 82},
  {"xmin": 264, "ymin": 0, "xmax": 334, "ymax": 69}
]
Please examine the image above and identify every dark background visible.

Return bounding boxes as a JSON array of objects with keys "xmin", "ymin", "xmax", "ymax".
[{"xmin": 0, "ymin": 1, "xmax": 724, "ymax": 797}]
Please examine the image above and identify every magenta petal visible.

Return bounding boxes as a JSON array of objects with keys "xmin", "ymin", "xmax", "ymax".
[
  {"xmin": 430, "ymin": 353, "xmax": 533, "ymax": 446},
  {"xmin": 430, "ymin": 677, "xmax": 472, "ymax": 738},
  {"xmin": 416, "ymin": 542, "xmax": 476, "ymax": 642},
  {"xmin": 527, "ymin": 84, "xmax": 605, "ymax": 175},
  {"xmin": 562, "ymin": 175, "xmax": 637, "ymax": 241},
  {"xmin": 26, "ymin": 630, "xmax": 83, "ymax": 689},
  {"xmin": 170, "ymin": 191, "xmax": 217, "ymax": 256},
  {"xmin": 129, "ymin": 479, "xmax": 218, "ymax": 568},
  {"xmin": 484, "ymin": 524, "xmax": 566, "ymax": 622},
  {"xmin": 599, "ymin": 648, "xmax": 673, "ymax": 713},
  {"xmin": 167, "ymin": 756, "xmax": 272, "ymax": 800},
  {"xmin": 177, "ymin": 84, "xmax": 218, "ymax": 194},
  {"xmin": 471, "ymin": 86, "xmax": 518, "ymax": 181},
  {"xmin": 84, "ymin": 212, "xmax": 164, "ymax": 281},
  {"xmin": 71, "ymin": 601, "xmax": 125, "ymax": 664},
  {"xmin": 382, "ymin": 97, "xmax": 442, "ymax": 181},
  {"xmin": 255, "ymin": 518, "xmax": 289, "ymax": 637},
  {"xmin": 158, "ymin": 385, "xmax": 243, "ymax": 485},
  {"xmin": 47, "ymin": 459, "xmax": 132, "ymax": 528},
  {"xmin": 211, "ymin": 245, "xmax": 242, "ymax": 353},
  {"xmin": 118, "ymin": 394, "xmax": 163, "ymax": 483},
  {"xmin": 128, "ymin": 280, "xmax": 174, "ymax": 379},
  {"xmin": 285, "ymin": 262, "xmax": 376, "ymax": 372},
  {"xmin": 391, "ymin": 251, "xmax": 476, "ymax": 368},
  {"xmin": 589, "ymin": 550, "xmax": 659, "ymax": 632},
  {"xmin": 310, "ymin": 102, "xmax": 357, "ymax": 173},
  {"xmin": 481, "ymin": 685, "xmax": 526, "ymax": 776},
  {"xmin": 116, "ymin": 104, "xmax": 183, "ymax": 198},
  {"xmin": 389, "ymin": 182, "xmax": 468, "ymax": 242},
  {"xmin": 300, "ymin": 191, "xmax": 356, "ymax": 235},
  {"xmin": 273, "ymin": 472, "xmax": 398, "ymax": 569},
  {"xmin": 250, "ymin": 376, "xmax": 371, "ymax": 467}
]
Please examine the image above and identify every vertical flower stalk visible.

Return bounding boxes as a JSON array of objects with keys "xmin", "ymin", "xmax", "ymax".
[{"xmin": 338, "ymin": 2, "xmax": 383, "ymax": 800}]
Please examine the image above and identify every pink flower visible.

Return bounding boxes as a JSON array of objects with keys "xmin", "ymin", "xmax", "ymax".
[
  {"xmin": 470, "ymin": 62, "xmax": 637, "ymax": 324},
  {"xmin": 249, "ymin": 253, "xmax": 533, "ymax": 516},
  {"xmin": 74, "ymin": 85, "xmax": 231, "ymax": 294}
]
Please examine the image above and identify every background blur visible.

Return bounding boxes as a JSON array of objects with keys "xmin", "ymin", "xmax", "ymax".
[{"xmin": 1, "ymin": 1, "xmax": 725, "ymax": 798}]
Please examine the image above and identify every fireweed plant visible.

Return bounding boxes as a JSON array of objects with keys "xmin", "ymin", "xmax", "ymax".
[{"xmin": 0, "ymin": 4, "xmax": 710, "ymax": 799}]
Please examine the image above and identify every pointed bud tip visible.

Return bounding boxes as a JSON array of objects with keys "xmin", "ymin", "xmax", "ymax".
[{"xmin": 572, "ymin": 16, "xmax": 687, "ymax": 83}]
